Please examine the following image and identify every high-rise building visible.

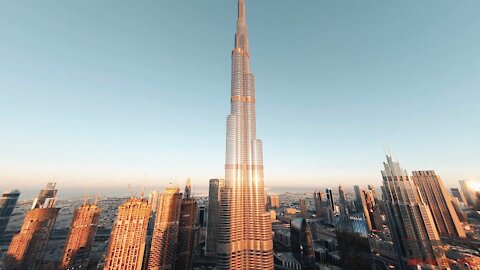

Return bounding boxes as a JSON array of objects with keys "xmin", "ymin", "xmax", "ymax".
[
  {"xmin": 450, "ymin": 197, "xmax": 468, "ymax": 223},
  {"xmin": 290, "ymin": 218, "xmax": 315, "ymax": 270},
  {"xmin": 175, "ymin": 181, "xmax": 199, "ymax": 270},
  {"xmin": 354, "ymin": 185, "xmax": 363, "ymax": 212},
  {"xmin": 459, "ymin": 180, "xmax": 478, "ymax": 209},
  {"xmin": 299, "ymin": 197, "xmax": 307, "ymax": 219},
  {"xmin": 0, "ymin": 189, "xmax": 20, "ymax": 235},
  {"xmin": 338, "ymin": 185, "xmax": 347, "ymax": 215},
  {"xmin": 412, "ymin": 170, "xmax": 466, "ymax": 238},
  {"xmin": 148, "ymin": 186, "xmax": 182, "ymax": 270},
  {"xmin": 206, "ymin": 178, "xmax": 225, "ymax": 258},
  {"xmin": 217, "ymin": 0, "xmax": 274, "ymax": 268},
  {"xmin": 59, "ymin": 201, "xmax": 102, "ymax": 270},
  {"xmin": 31, "ymin": 182, "xmax": 57, "ymax": 210},
  {"xmin": 197, "ymin": 204, "xmax": 206, "ymax": 228},
  {"xmin": 267, "ymin": 194, "xmax": 280, "ymax": 209},
  {"xmin": 104, "ymin": 197, "xmax": 150, "ymax": 270},
  {"xmin": 359, "ymin": 189, "xmax": 376, "ymax": 231},
  {"xmin": 381, "ymin": 155, "xmax": 447, "ymax": 269},
  {"xmin": 335, "ymin": 214, "xmax": 374, "ymax": 270},
  {"xmin": 325, "ymin": 188, "xmax": 335, "ymax": 223},
  {"xmin": 4, "ymin": 183, "xmax": 59, "ymax": 270},
  {"xmin": 313, "ymin": 191, "xmax": 323, "ymax": 217},
  {"xmin": 450, "ymin": 188, "xmax": 467, "ymax": 206},
  {"xmin": 367, "ymin": 185, "xmax": 378, "ymax": 202}
]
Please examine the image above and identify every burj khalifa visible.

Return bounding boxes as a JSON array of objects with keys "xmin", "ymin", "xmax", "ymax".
[{"xmin": 216, "ymin": 0, "xmax": 274, "ymax": 269}]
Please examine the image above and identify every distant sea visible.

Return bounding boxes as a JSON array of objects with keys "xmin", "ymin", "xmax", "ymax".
[{"xmin": 7, "ymin": 185, "xmax": 326, "ymax": 201}]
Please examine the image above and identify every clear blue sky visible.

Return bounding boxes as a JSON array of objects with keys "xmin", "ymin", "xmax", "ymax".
[{"xmin": 1, "ymin": 0, "xmax": 479, "ymax": 197}]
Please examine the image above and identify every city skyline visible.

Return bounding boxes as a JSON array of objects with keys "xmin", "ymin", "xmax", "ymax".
[
  {"xmin": 1, "ymin": 0, "xmax": 480, "ymax": 192},
  {"xmin": 1, "ymin": 1, "xmax": 480, "ymax": 269}
]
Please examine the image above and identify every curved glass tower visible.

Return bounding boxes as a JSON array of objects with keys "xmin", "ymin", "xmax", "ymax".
[{"xmin": 217, "ymin": 0, "xmax": 274, "ymax": 269}]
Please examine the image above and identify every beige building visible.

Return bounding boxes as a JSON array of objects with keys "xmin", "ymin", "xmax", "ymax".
[
  {"xmin": 104, "ymin": 198, "xmax": 150, "ymax": 270},
  {"xmin": 4, "ymin": 183, "xmax": 59, "ymax": 270},
  {"xmin": 148, "ymin": 186, "xmax": 182, "ymax": 270},
  {"xmin": 412, "ymin": 170, "xmax": 466, "ymax": 238},
  {"xmin": 59, "ymin": 202, "xmax": 102, "ymax": 270}
]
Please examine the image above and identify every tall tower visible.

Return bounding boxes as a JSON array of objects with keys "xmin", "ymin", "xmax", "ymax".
[
  {"xmin": 148, "ymin": 186, "xmax": 182, "ymax": 270},
  {"xmin": 381, "ymin": 155, "xmax": 447, "ymax": 269},
  {"xmin": 217, "ymin": 0, "xmax": 274, "ymax": 268},
  {"xmin": 335, "ymin": 214, "xmax": 374, "ymax": 270},
  {"xmin": 59, "ymin": 201, "xmax": 102, "ymax": 270},
  {"xmin": 412, "ymin": 170, "xmax": 466, "ymax": 239},
  {"xmin": 290, "ymin": 218, "xmax": 316, "ymax": 270},
  {"xmin": 175, "ymin": 181, "xmax": 199, "ymax": 270},
  {"xmin": 0, "ymin": 189, "xmax": 21, "ymax": 235},
  {"xmin": 206, "ymin": 178, "xmax": 225, "ymax": 258},
  {"xmin": 299, "ymin": 197, "xmax": 307, "ymax": 219},
  {"xmin": 325, "ymin": 188, "xmax": 335, "ymax": 223},
  {"xmin": 353, "ymin": 185, "xmax": 363, "ymax": 212},
  {"xmin": 104, "ymin": 198, "xmax": 151, "ymax": 270},
  {"xmin": 4, "ymin": 183, "xmax": 59, "ymax": 270},
  {"xmin": 313, "ymin": 191, "xmax": 323, "ymax": 217},
  {"xmin": 359, "ymin": 189, "xmax": 376, "ymax": 231},
  {"xmin": 338, "ymin": 185, "xmax": 347, "ymax": 215}
]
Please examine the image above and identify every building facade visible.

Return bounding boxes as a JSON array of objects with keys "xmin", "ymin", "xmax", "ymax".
[
  {"xmin": 4, "ymin": 183, "xmax": 59, "ymax": 270},
  {"xmin": 412, "ymin": 170, "xmax": 466, "ymax": 238},
  {"xmin": 59, "ymin": 202, "xmax": 102, "ymax": 270},
  {"xmin": 148, "ymin": 186, "xmax": 182, "ymax": 270},
  {"xmin": 313, "ymin": 191, "xmax": 323, "ymax": 217},
  {"xmin": 217, "ymin": 1, "xmax": 274, "ymax": 268},
  {"xmin": 290, "ymin": 218, "xmax": 315, "ymax": 270},
  {"xmin": 104, "ymin": 198, "xmax": 151, "ymax": 270},
  {"xmin": 335, "ymin": 214, "xmax": 374, "ymax": 270},
  {"xmin": 206, "ymin": 178, "xmax": 225, "ymax": 258},
  {"xmin": 381, "ymin": 155, "xmax": 447, "ymax": 269},
  {"xmin": 175, "ymin": 181, "xmax": 199, "ymax": 270},
  {"xmin": 0, "ymin": 189, "xmax": 21, "ymax": 235}
]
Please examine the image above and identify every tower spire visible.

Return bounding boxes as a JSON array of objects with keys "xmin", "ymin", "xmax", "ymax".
[
  {"xmin": 235, "ymin": 0, "xmax": 249, "ymax": 54},
  {"xmin": 238, "ymin": 0, "xmax": 246, "ymax": 25}
]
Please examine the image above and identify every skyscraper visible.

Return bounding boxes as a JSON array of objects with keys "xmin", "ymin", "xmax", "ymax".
[
  {"xmin": 290, "ymin": 218, "xmax": 315, "ymax": 270},
  {"xmin": 412, "ymin": 170, "xmax": 466, "ymax": 238},
  {"xmin": 31, "ymin": 182, "xmax": 57, "ymax": 209},
  {"xmin": 148, "ymin": 186, "xmax": 182, "ymax": 270},
  {"xmin": 217, "ymin": 0, "xmax": 274, "ymax": 268},
  {"xmin": 59, "ymin": 201, "xmax": 102, "ymax": 270},
  {"xmin": 206, "ymin": 178, "xmax": 225, "ymax": 258},
  {"xmin": 266, "ymin": 194, "xmax": 280, "ymax": 210},
  {"xmin": 325, "ymin": 188, "xmax": 335, "ymax": 223},
  {"xmin": 335, "ymin": 214, "xmax": 374, "ymax": 270},
  {"xmin": 381, "ymin": 155, "xmax": 447, "ymax": 269},
  {"xmin": 360, "ymin": 189, "xmax": 376, "ymax": 231},
  {"xmin": 313, "ymin": 191, "xmax": 323, "ymax": 217},
  {"xmin": 354, "ymin": 185, "xmax": 363, "ymax": 212},
  {"xmin": 450, "ymin": 188, "xmax": 467, "ymax": 206},
  {"xmin": 175, "ymin": 181, "xmax": 199, "ymax": 270},
  {"xmin": 0, "ymin": 189, "xmax": 20, "ymax": 235},
  {"xmin": 4, "ymin": 183, "xmax": 59, "ymax": 270},
  {"xmin": 338, "ymin": 185, "xmax": 347, "ymax": 215},
  {"xmin": 104, "ymin": 198, "xmax": 151, "ymax": 270},
  {"xmin": 299, "ymin": 197, "xmax": 307, "ymax": 219}
]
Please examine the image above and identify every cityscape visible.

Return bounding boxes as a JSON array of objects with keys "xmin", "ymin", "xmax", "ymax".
[{"xmin": 1, "ymin": 1, "xmax": 480, "ymax": 270}]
